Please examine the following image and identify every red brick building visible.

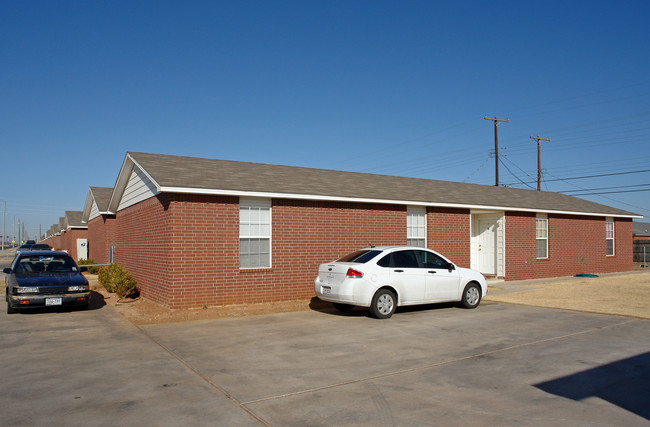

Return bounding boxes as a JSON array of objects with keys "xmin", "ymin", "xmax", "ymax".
[
  {"xmin": 81, "ymin": 187, "xmax": 116, "ymax": 264},
  {"xmin": 81, "ymin": 152, "xmax": 641, "ymax": 309},
  {"xmin": 42, "ymin": 211, "xmax": 88, "ymax": 260}
]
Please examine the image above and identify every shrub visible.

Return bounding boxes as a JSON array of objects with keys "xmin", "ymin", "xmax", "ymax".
[
  {"xmin": 98, "ymin": 263, "xmax": 139, "ymax": 298},
  {"xmin": 78, "ymin": 258, "xmax": 100, "ymax": 274}
]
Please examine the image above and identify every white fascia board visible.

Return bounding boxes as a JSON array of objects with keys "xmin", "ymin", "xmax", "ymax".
[{"xmin": 159, "ymin": 186, "xmax": 642, "ymax": 219}]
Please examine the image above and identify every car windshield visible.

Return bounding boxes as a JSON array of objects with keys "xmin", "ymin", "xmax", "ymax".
[
  {"xmin": 336, "ymin": 250, "xmax": 382, "ymax": 263},
  {"xmin": 15, "ymin": 255, "xmax": 79, "ymax": 274}
]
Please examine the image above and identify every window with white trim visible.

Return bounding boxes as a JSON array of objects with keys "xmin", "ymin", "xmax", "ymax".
[
  {"xmin": 239, "ymin": 199, "xmax": 271, "ymax": 268},
  {"xmin": 407, "ymin": 206, "xmax": 426, "ymax": 248},
  {"xmin": 606, "ymin": 217, "xmax": 615, "ymax": 256},
  {"xmin": 536, "ymin": 214, "xmax": 548, "ymax": 259}
]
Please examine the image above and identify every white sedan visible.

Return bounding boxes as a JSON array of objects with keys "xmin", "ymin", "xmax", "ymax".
[{"xmin": 314, "ymin": 246, "xmax": 487, "ymax": 319}]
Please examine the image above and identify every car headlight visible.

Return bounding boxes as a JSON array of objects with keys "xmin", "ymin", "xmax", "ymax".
[
  {"xmin": 68, "ymin": 285, "xmax": 89, "ymax": 292},
  {"xmin": 16, "ymin": 287, "xmax": 39, "ymax": 293}
]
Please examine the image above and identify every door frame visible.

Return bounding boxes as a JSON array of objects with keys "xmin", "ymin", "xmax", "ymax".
[{"xmin": 470, "ymin": 211, "xmax": 504, "ymax": 277}]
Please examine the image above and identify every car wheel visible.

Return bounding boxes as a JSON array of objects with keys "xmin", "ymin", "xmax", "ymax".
[
  {"xmin": 371, "ymin": 289, "xmax": 396, "ymax": 319},
  {"xmin": 332, "ymin": 302, "xmax": 354, "ymax": 312},
  {"xmin": 7, "ymin": 302, "xmax": 16, "ymax": 314},
  {"xmin": 461, "ymin": 282, "xmax": 481, "ymax": 309}
]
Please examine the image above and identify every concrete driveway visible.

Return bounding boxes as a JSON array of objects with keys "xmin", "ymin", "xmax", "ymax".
[{"xmin": 1, "ymin": 291, "xmax": 648, "ymax": 426}]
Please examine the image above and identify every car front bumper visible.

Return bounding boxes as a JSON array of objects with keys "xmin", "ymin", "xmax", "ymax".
[{"xmin": 8, "ymin": 292, "xmax": 91, "ymax": 309}]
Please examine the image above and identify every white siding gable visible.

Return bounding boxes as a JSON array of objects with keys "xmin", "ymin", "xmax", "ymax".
[
  {"xmin": 88, "ymin": 200, "xmax": 101, "ymax": 221},
  {"xmin": 118, "ymin": 166, "xmax": 159, "ymax": 211}
]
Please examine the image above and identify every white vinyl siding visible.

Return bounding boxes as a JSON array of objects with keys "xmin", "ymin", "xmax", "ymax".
[
  {"xmin": 239, "ymin": 199, "xmax": 271, "ymax": 269},
  {"xmin": 118, "ymin": 167, "xmax": 159, "ymax": 211},
  {"xmin": 89, "ymin": 201, "xmax": 100, "ymax": 221},
  {"xmin": 606, "ymin": 218, "xmax": 615, "ymax": 256},
  {"xmin": 407, "ymin": 206, "xmax": 426, "ymax": 247},
  {"xmin": 536, "ymin": 214, "xmax": 548, "ymax": 259}
]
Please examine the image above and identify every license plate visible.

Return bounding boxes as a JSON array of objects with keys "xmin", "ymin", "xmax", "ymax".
[
  {"xmin": 322, "ymin": 286, "xmax": 331, "ymax": 295},
  {"xmin": 45, "ymin": 297, "xmax": 62, "ymax": 306}
]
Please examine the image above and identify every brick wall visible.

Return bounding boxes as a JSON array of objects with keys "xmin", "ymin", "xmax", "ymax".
[
  {"xmin": 88, "ymin": 215, "xmax": 116, "ymax": 264},
  {"xmin": 109, "ymin": 193, "xmax": 634, "ymax": 309},
  {"xmin": 114, "ymin": 195, "xmax": 409, "ymax": 309},
  {"xmin": 114, "ymin": 194, "xmax": 172, "ymax": 306},
  {"xmin": 505, "ymin": 212, "xmax": 633, "ymax": 280},
  {"xmin": 61, "ymin": 228, "xmax": 89, "ymax": 260},
  {"xmin": 42, "ymin": 229, "xmax": 88, "ymax": 260},
  {"xmin": 428, "ymin": 207, "xmax": 471, "ymax": 267}
]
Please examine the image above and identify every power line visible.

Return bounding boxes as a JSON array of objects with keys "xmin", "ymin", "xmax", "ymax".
[
  {"xmin": 503, "ymin": 168, "xmax": 650, "ymax": 186},
  {"xmin": 560, "ymin": 183, "xmax": 650, "ymax": 194},
  {"xmin": 498, "ymin": 158, "xmax": 535, "ymax": 189},
  {"xmin": 561, "ymin": 188, "xmax": 650, "ymax": 196}
]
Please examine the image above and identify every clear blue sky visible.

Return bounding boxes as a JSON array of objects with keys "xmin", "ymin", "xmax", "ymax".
[{"xmin": 2, "ymin": 0, "xmax": 649, "ymax": 241}]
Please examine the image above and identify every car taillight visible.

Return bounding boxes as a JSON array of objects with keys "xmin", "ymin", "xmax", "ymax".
[{"xmin": 346, "ymin": 268, "xmax": 363, "ymax": 278}]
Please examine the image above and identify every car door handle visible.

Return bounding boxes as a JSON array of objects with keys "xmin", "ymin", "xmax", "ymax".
[
  {"xmin": 394, "ymin": 269, "xmax": 404, "ymax": 273},
  {"xmin": 428, "ymin": 270, "xmax": 437, "ymax": 274}
]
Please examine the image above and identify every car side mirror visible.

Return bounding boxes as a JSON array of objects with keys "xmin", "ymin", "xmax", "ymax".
[
  {"xmin": 3, "ymin": 268, "xmax": 12, "ymax": 274},
  {"xmin": 448, "ymin": 263, "xmax": 455, "ymax": 272},
  {"xmin": 79, "ymin": 266, "xmax": 88, "ymax": 272}
]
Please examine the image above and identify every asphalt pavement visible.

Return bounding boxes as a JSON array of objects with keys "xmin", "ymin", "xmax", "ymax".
[{"xmin": 1, "ymin": 286, "xmax": 649, "ymax": 426}]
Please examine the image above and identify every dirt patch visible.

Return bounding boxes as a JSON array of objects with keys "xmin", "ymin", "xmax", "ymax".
[
  {"xmin": 87, "ymin": 270, "xmax": 650, "ymax": 325},
  {"xmin": 485, "ymin": 271, "xmax": 650, "ymax": 319},
  {"xmin": 87, "ymin": 274, "xmax": 328, "ymax": 325}
]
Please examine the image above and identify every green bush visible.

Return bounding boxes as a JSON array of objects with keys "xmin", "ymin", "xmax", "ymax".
[
  {"xmin": 78, "ymin": 258, "xmax": 100, "ymax": 274},
  {"xmin": 97, "ymin": 263, "xmax": 139, "ymax": 299}
]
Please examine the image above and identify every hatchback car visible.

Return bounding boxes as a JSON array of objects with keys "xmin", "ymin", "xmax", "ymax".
[
  {"xmin": 4, "ymin": 251, "xmax": 90, "ymax": 314},
  {"xmin": 315, "ymin": 246, "xmax": 487, "ymax": 319}
]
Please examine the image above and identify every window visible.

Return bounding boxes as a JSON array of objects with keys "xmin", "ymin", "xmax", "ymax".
[
  {"xmin": 378, "ymin": 250, "xmax": 419, "ymax": 268},
  {"xmin": 407, "ymin": 207, "xmax": 426, "ymax": 247},
  {"xmin": 536, "ymin": 214, "xmax": 548, "ymax": 259},
  {"xmin": 415, "ymin": 250, "xmax": 450, "ymax": 269},
  {"xmin": 336, "ymin": 250, "xmax": 382, "ymax": 263},
  {"xmin": 606, "ymin": 218, "xmax": 615, "ymax": 256},
  {"xmin": 239, "ymin": 199, "xmax": 271, "ymax": 268}
]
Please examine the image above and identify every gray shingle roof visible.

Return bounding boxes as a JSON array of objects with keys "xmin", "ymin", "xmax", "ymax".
[
  {"xmin": 65, "ymin": 211, "xmax": 86, "ymax": 228},
  {"xmin": 634, "ymin": 222, "xmax": 650, "ymax": 236},
  {"xmin": 90, "ymin": 186, "xmax": 114, "ymax": 212},
  {"xmin": 127, "ymin": 152, "xmax": 640, "ymax": 218}
]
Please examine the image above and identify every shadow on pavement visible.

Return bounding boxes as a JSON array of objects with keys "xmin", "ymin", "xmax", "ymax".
[{"xmin": 535, "ymin": 352, "xmax": 650, "ymax": 420}]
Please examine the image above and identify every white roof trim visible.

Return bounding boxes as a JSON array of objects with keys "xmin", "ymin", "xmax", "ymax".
[{"xmin": 159, "ymin": 185, "xmax": 642, "ymax": 219}]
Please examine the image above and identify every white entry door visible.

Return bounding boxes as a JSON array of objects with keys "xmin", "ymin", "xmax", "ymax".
[
  {"xmin": 77, "ymin": 238, "xmax": 88, "ymax": 261},
  {"xmin": 478, "ymin": 220, "xmax": 496, "ymax": 275}
]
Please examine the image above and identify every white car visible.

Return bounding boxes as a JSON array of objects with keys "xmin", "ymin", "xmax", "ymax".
[{"xmin": 314, "ymin": 246, "xmax": 487, "ymax": 319}]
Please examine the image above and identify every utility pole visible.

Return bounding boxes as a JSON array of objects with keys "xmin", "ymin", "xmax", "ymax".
[
  {"xmin": 2, "ymin": 201, "xmax": 5, "ymax": 251},
  {"xmin": 530, "ymin": 135, "xmax": 551, "ymax": 191},
  {"xmin": 484, "ymin": 116, "xmax": 510, "ymax": 186}
]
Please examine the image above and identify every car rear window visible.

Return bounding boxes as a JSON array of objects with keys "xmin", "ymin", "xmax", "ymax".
[
  {"xmin": 15, "ymin": 255, "xmax": 78, "ymax": 274},
  {"xmin": 336, "ymin": 250, "xmax": 382, "ymax": 263}
]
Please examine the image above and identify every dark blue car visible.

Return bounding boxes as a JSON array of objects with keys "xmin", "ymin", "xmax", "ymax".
[{"xmin": 4, "ymin": 251, "xmax": 90, "ymax": 314}]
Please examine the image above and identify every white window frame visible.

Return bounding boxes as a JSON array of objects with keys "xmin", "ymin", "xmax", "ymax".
[
  {"xmin": 407, "ymin": 206, "xmax": 426, "ymax": 248},
  {"xmin": 606, "ymin": 217, "xmax": 615, "ymax": 256},
  {"xmin": 239, "ymin": 198, "xmax": 272, "ymax": 269},
  {"xmin": 536, "ymin": 214, "xmax": 548, "ymax": 259}
]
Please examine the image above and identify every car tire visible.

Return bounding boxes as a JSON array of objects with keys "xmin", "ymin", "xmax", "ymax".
[
  {"xmin": 332, "ymin": 302, "xmax": 354, "ymax": 312},
  {"xmin": 370, "ymin": 289, "xmax": 396, "ymax": 319},
  {"xmin": 7, "ymin": 302, "xmax": 16, "ymax": 314},
  {"xmin": 461, "ymin": 282, "xmax": 482, "ymax": 309}
]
